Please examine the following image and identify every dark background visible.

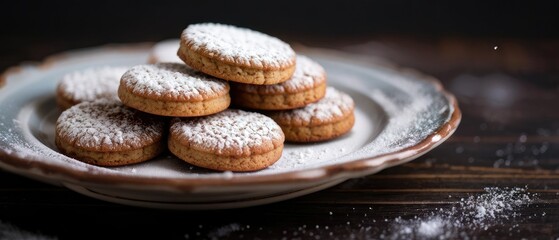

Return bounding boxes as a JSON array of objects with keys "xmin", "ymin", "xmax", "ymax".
[
  {"xmin": 2, "ymin": 1, "xmax": 558, "ymax": 71},
  {"xmin": 1, "ymin": 1, "xmax": 559, "ymax": 239}
]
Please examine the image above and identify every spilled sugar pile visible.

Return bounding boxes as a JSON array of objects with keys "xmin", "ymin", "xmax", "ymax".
[
  {"xmin": 190, "ymin": 187, "xmax": 537, "ymax": 240},
  {"xmin": 0, "ymin": 220, "xmax": 57, "ymax": 240},
  {"xmin": 381, "ymin": 186, "xmax": 536, "ymax": 239}
]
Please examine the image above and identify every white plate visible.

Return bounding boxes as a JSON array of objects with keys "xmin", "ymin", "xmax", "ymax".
[{"xmin": 0, "ymin": 43, "xmax": 461, "ymax": 210}]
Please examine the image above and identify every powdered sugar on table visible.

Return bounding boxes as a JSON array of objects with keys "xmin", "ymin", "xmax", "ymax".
[{"xmin": 381, "ymin": 187, "xmax": 536, "ymax": 239}]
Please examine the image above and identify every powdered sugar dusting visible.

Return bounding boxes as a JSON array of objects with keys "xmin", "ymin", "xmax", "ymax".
[
  {"xmin": 364, "ymin": 88, "xmax": 433, "ymax": 154},
  {"xmin": 233, "ymin": 55, "xmax": 326, "ymax": 94},
  {"xmin": 57, "ymin": 66, "xmax": 128, "ymax": 102},
  {"xmin": 182, "ymin": 23, "xmax": 295, "ymax": 68},
  {"xmin": 0, "ymin": 100, "xmax": 111, "ymax": 174},
  {"xmin": 148, "ymin": 39, "xmax": 182, "ymax": 63},
  {"xmin": 177, "ymin": 186, "xmax": 538, "ymax": 238},
  {"xmin": 382, "ymin": 186, "xmax": 536, "ymax": 239},
  {"xmin": 56, "ymin": 99, "xmax": 164, "ymax": 151},
  {"xmin": 270, "ymin": 87, "xmax": 354, "ymax": 124},
  {"xmin": 321, "ymin": 66, "xmax": 452, "ymax": 166},
  {"xmin": 170, "ymin": 109, "xmax": 284, "ymax": 155},
  {"xmin": 206, "ymin": 223, "xmax": 242, "ymax": 239},
  {"xmin": 0, "ymin": 220, "xmax": 58, "ymax": 240},
  {"xmin": 120, "ymin": 63, "xmax": 229, "ymax": 101}
]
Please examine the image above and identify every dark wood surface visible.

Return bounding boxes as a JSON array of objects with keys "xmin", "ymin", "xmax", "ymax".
[{"xmin": 1, "ymin": 35, "xmax": 558, "ymax": 240}]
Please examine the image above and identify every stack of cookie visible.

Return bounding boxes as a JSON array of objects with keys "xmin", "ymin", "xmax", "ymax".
[
  {"xmin": 177, "ymin": 23, "xmax": 355, "ymax": 143},
  {"xmin": 54, "ymin": 22, "xmax": 355, "ymax": 172}
]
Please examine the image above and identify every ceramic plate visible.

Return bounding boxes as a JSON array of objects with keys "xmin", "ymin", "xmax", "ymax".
[{"xmin": 0, "ymin": 43, "xmax": 461, "ymax": 210}]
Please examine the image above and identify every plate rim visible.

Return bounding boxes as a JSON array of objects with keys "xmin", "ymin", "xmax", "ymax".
[{"xmin": 0, "ymin": 42, "xmax": 462, "ymax": 190}]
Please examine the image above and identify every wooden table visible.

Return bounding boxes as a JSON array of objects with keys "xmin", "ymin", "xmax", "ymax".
[{"xmin": 1, "ymin": 36, "xmax": 557, "ymax": 239}]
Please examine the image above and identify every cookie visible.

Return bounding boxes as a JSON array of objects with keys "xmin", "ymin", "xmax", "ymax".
[
  {"xmin": 178, "ymin": 22, "xmax": 296, "ymax": 85},
  {"xmin": 168, "ymin": 109, "xmax": 285, "ymax": 172},
  {"xmin": 147, "ymin": 39, "xmax": 182, "ymax": 64},
  {"xmin": 118, "ymin": 62, "xmax": 230, "ymax": 117},
  {"xmin": 266, "ymin": 87, "xmax": 355, "ymax": 142},
  {"xmin": 55, "ymin": 99, "xmax": 165, "ymax": 166},
  {"xmin": 230, "ymin": 55, "xmax": 327, "ymax": 110},
  {"xmin": 56, "ymin": 66, "xmax": 129, "ymax": 110}
]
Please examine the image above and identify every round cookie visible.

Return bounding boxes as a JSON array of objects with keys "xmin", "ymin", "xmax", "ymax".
[
  {"xmin": 56, "ymin": 66, "xmax": 129, "ymax": 110},
  {"xmin": 230, "ymin": 55, "xmax": 327, "ymax": 110},
  {"xmin": 118, "ymin": 62, "xmax": 230, "ymax": 117},
  {"xmin": 55, "ymin": 99, "xmax": 165, "ymax": 166},
  {"xmin": 168, "ymin": 109, "xmax": 285, "ymax": 172},
  {"xmin": 266, "ymin": 87, "xmax": 355, "ymax": 142},
  {"xmin": 147, "ymin": 39, "xmax": 182, "ymax": 64},
  {"xmin": 178, "ymin": 22, "xmax": 296, "ymax": 85}
]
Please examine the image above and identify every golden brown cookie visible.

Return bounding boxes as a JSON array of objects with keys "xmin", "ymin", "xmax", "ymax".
[
  {"xmin": 55, "ymin": 99, "xmax": 166, "ymax": 166},
  {"xmin": 230, "ymin": 55, "xmax": 327, "ymax": 110},
  {"xmin": 178, "ymin": 22, "xmax": 296, "ymax": 85},
  {"xmin": 147, "ymin": 39, "xmax": 182, "ymax": 64},
  {"xmin": 266, "ymin": 87, "xmax": 355, "ymax": 142},
  {"xmin": 56, "ymin": 66, "xmax": 129, "ymax": 110},
  {"xmin": 118, "ymin": 63, "xmax": 230, "ymax": 117},
  {"xmin": 168, "ymin": 109, "xmax": 285, "ymax": 172}
]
